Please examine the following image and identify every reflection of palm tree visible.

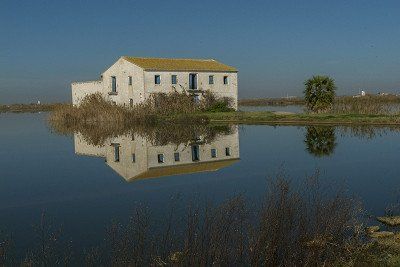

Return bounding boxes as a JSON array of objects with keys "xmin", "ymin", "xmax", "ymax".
[{"xmin": 305, "ymin": 126, "xmax": 336, "ymax": 157}]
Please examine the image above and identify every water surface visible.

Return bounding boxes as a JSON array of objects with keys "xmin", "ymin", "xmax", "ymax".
[{"xmin": 1, "ymin": 113, "xmax": 400, "ymax": 258}]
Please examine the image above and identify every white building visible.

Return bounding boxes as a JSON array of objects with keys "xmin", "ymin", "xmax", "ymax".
[
  {"xmin": 74, "ymin": 127, "xmax": 240, "ymax": 182},
  {"xmin": 72, "ymin": 56, "xmax": 238, "ymax": 109}
]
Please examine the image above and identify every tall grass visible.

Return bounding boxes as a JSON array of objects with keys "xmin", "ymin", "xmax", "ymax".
[
  {"xmin": 332, "ymin": 95, "xmax": 400, "ymax": 115},
  {"xmin": 49, "ymin": 92, "xmax": 234, "ymax": 126}
]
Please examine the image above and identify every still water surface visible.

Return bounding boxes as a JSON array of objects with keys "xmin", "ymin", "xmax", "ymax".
[{"xmin": 1, "ymin": 113, "xmax": 400, "ymax": 256}]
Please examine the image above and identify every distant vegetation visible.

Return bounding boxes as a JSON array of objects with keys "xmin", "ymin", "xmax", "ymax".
[
  {"xmin": 0, "ymin": 103, "xmax": 63, "ymax": 113},
  {"xmin": 240, "ymin": 93, "xmax": 400, "ymax": 116},
  {"xmin": 332, "ymin": 94, "xmax": 400, "ymax": 115}
]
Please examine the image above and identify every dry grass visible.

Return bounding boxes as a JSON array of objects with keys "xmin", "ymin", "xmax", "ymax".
[
  {"xmin": 332, "ymin": 95, "xmax": 400, "ymax": 115},
  {"xmin": 49, "ymin": 92, "xmax": 234, "ymax": 126}
]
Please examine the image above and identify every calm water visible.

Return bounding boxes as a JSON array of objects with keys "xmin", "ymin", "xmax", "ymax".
[
  {"xmin": 1, "ymin": 113, "xmax": 400, "ymax": 258},
  {"xmin": 239, "ymin": 104, "xmax": 304, "ymax": 113}
]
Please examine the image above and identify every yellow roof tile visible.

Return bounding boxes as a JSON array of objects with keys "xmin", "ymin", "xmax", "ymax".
[{"xmin": 123, "ymin": 56, "xmax": 237, "ymax": 72}]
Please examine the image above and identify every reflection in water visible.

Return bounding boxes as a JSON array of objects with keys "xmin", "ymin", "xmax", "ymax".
[
  {"xmin": 74, "ymin": 126, "xmax": 240, "ymax": 181},
  {"xmin": 304, "ymin": 126, "xmax": 336, "ymax": 157},
  {"xmin": 338, "ymin": 125, "xmax": 400, "ymax": 140}
]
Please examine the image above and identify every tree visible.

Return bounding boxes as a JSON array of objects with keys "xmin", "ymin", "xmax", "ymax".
[{"xmin": 304, "ymin": 75, "xmax": 336, "ymax": 112}]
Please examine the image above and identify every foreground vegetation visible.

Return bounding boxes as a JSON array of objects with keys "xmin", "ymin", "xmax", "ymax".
[{"xmin": 2, "ymin": 172, "xmax": 400, "ymax": 266}]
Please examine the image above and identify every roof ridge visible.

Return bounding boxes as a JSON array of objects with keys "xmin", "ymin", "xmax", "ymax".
[{"xmin": 123, "ymin": 56, "xmax": 215, "ymax": 61}]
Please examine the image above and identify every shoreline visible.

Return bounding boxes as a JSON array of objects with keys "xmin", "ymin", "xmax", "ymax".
[
  {"xmin": 4, "ymin": 105, "xmax": 400, "ymax": 126},
  {"xmin": 178, "ymin": 111, "xmax": 400, "ymax": 126}
]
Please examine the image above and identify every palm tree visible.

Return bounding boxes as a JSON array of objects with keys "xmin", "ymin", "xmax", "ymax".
[{"xmin": 304, "ymin": 75, "xmax": 336, "ymax": 112}]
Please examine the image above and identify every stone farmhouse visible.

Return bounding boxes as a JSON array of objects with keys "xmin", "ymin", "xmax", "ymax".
[
  {"xmin": 71, "ymin": 56, "xmax": 238, "ymax": 109},
  {"xmin": 74, "ymin": 126, "xmax": 240, "ymax": 182}
]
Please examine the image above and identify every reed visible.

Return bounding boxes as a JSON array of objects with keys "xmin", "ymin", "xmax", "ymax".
[
  {"xmin": 49, "ymin": 92, "xmax": 234, "ymax": 126},
  {"xmin": 332, "ymin": 95, "xmax": 400, "ymax": 115}
]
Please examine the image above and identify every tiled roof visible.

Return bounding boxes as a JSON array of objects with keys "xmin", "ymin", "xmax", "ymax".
[{"xmin": 123, "ymin": 56, "xmax": 237, "ymax": 72}]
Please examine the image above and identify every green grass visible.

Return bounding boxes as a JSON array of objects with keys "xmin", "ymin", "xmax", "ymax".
[
  {"xmin": 239, "ymin": 97, "xmax": 304, "ymax": 106},
  {"xmin": 179, "ymin": 111, "xmax": 400, "ymax": 126}
]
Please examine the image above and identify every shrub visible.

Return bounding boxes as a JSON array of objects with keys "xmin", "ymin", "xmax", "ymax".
[{"xmin": 304, "ymin": 75, "xmax": 336, "ymax": 113}]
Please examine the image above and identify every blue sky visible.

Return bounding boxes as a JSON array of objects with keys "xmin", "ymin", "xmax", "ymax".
[{"xmin": 1, "ymin": 0, "xmax": 400, "ymax": 103}]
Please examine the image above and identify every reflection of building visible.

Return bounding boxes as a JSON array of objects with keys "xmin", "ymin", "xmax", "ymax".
[{"xmin": 74, "ymin": 128, "xmax": 240, "ymax": 182}]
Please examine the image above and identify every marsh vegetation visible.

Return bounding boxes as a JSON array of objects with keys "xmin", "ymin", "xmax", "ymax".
[{"xmin": 49, "ymin": 92, "xmax": 234, "ymax": 126}]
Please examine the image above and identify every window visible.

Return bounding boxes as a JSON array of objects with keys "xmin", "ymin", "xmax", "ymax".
[
  {"xmin": 223, "ymin": 76, "xmax": 228, "ymax": 85},
  {"xmin": 171, "ymin": 75, "xmax": 177, "ymax": 84},
  {"xmin": 155, "ymin": 75, "xmax": 161, "ymax": 85},
  {"xmin": 209, "ymin": 75, "xmax": 214, "ymax": 85},
  {"xmin": 157, "ymin": 154, "xmax": 164, "ymax": 163},
  {"xmin": 111, "ymin": 76, "xmax": 117, "ymax": 92},
  {"xmin": 129, "ymin": 98, "xmax": 133, "ymax": 107},
  {"xmin": 132, "ymin": 153, "xmax": 136, "ymax": 163},
  {"xmin": 191, "ymin": 145, "xmax": 200, "ymax": 161},
  {"xmin": 112, "ymin": 143, "xmax": 120, "ymax": 162},
  {"xmin": 189, "ymin": 74, "xmax": 197, "ymax": 89},
  {"xmin": 211, "ymin": 148, "xmax": 217, "ymax": 158},
  {"xmin": 128, "ymin": 76, "xmax": 132, "ymax": 85},
  {"xmin": 174, "ymin": 152, "xmax": 180, "ymax": 162},
  {"xmin": 225, "ymin": 147, "xmax": 231, "ymax": 156}
]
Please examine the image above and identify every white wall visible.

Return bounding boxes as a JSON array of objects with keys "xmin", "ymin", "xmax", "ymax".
[
  {"xmin": 144, "ymin": 71, "xmax": 238, "ymax": 109},
  {"xmin": 71, "ymin": 81, "xmax": 103, "ymax": 105},
  {"xmin": 102, "ymin": 58, "xmax": 145, "ymax": 106}
]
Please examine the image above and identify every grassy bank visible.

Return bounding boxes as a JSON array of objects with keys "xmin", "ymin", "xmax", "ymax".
[
  {"xmin": 48, "ymin": 93, "xmax": 400, "ymax": 126},
  {"xmin": 0, "ymin": 103, "xmax": 63, "ymax": 113},
  {"xmin": 239, "ymin": 97, "xmax": 304, "ymax": 106},
  {"xmin": 176, "ymin": 111, "xmax": 400, "ymax": 126}
]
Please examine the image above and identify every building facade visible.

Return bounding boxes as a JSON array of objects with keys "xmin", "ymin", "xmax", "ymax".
[{"xmin": 72, "ymin": 56, "xmax": 238, "ymax": 109}]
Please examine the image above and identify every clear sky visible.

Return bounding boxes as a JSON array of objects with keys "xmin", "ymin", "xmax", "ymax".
[{"xmin": 1, "ymin": 0, "xmax": 400, "ymax": 103}]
